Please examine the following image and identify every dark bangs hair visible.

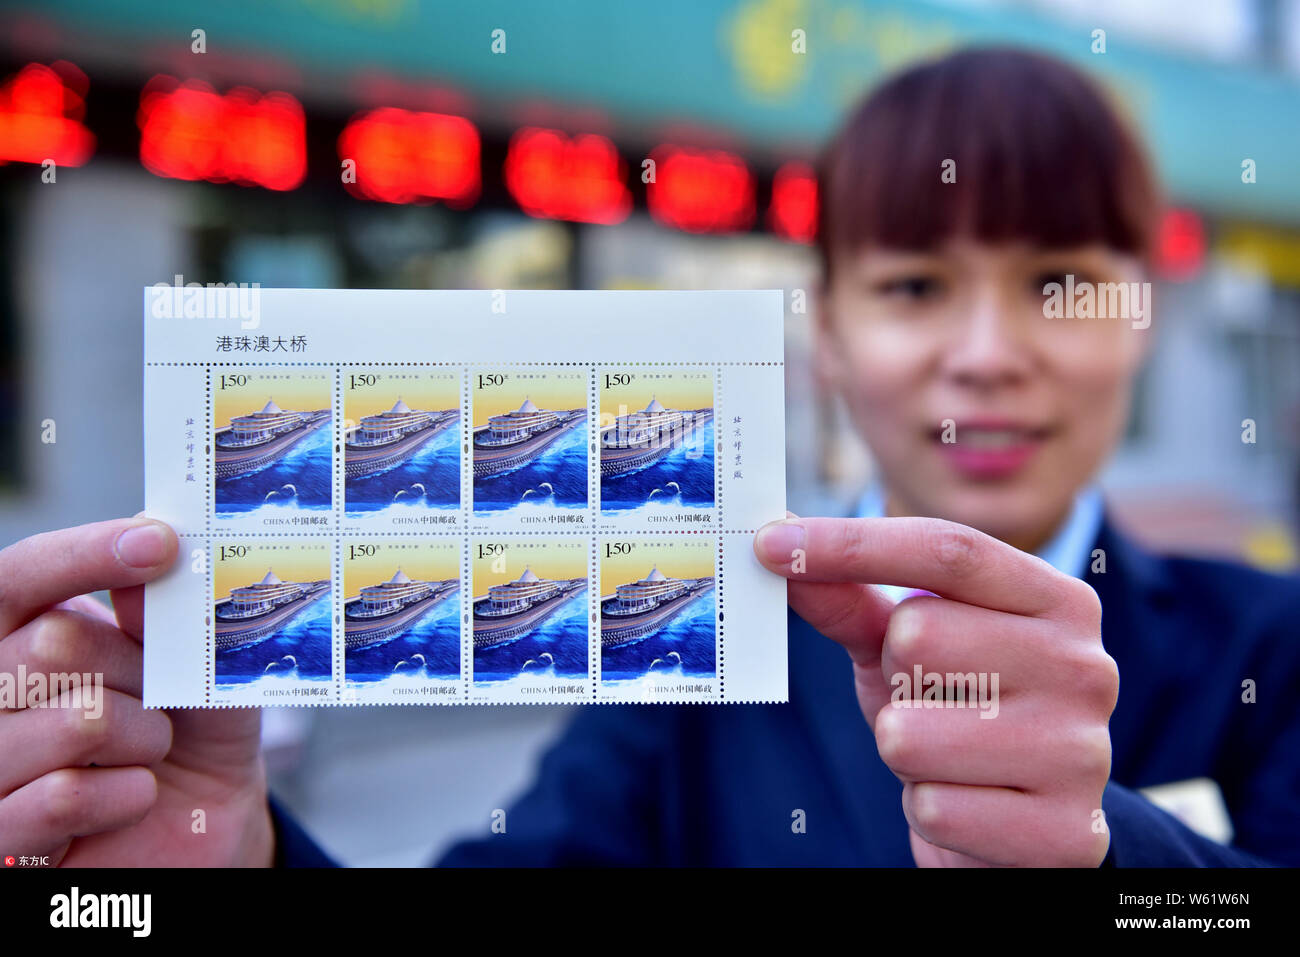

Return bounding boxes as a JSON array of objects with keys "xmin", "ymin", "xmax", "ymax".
[{"xmin": 817, "ymin": 47, "xmax": 1162, "ymax": 279}]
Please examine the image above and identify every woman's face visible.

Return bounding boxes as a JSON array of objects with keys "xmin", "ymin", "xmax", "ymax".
[{"xmin": 818, "ymin": 238, "xmax": 1150, "ymax": 551}]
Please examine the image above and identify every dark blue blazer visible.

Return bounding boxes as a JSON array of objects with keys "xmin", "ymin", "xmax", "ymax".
[{"xmin": 271, "ymin": 517, "xmax": 1300, "ymax": 866}]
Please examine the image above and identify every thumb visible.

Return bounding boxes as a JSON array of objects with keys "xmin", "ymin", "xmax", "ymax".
[
  {"xmin": 0, "ymin": 517, "xmax": 178, "ymax": 637},
  {"xmin": 166, "ymin": 708, "xmax": 264, "ymax": 779},
  {"xmin": 121, "ymin": 514, "xmax": 262, "ymax": 774},
  {"xmin": 111, "ymin": 510, "xmax": 179, "ymax": 642},
  {"xmin": 754, "ymin": 518, "xmax": 895, "ymax": 668},
  {"xmin": 755, "ymin": 517, "xmax": 898, "ymax": 728}
]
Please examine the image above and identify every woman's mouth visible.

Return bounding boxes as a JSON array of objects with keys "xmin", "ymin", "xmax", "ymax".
[{"xmin": 930, "ymin": 421, "xmax": 1054, "ymax": 480}]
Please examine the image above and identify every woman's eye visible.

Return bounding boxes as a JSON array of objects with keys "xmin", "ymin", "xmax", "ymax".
[
  {"xmin": 1033, "ymin": 270, "xmax": 1097, "ymax": 293},
  {"xmin": 878, "ymin": 276, "xmax": 943, "ymax": 299},
  {"xmin": 1033, "ymin": 271, "xmax": 1072, "ymax": 292}
]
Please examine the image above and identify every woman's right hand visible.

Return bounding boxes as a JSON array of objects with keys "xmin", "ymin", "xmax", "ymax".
[{"xmin": 0, "ymin": 518, "xmax": 273, "ymax": 867}]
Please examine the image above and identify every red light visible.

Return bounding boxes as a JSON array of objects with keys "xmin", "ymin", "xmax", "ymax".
[
  {"xmin": 338, "ymin": 107, "xmax": 480, "ymax": 207},
  {"xmin": 0, "ymin": 62, "xmax": 95, "ymax": 166},
  {"xmin": 138, "ymin": 77, "xmax": 305, "ymax": 191},
  {"xmin": 1155, "ymin": 208, "xmax": 1206, "ymax": 281},
  {"xmin": 647, "ymin": 145, "xmax": 755, "ymax": 233},
  {"xmin": 504, "ymin": 127, "xmax": 631, "ymax": 225},
  {"xmin": 769, "ymin": 161, "xmax": 817, "ymax": 244}
]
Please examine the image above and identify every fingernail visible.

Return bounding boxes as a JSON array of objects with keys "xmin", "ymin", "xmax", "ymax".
[
  {"xmin": 756, "ymin": 520, "xmax": 805, "ymax": 564},
  {"xmin": 114, "ymin": 523, "xmax": 169, "ymax": 568}
]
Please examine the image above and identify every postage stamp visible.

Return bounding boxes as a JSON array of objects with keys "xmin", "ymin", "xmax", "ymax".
[
  {"xmin": 342, "ymin": 539, "xmax": 463, "ymax": 705},
  {"xmin": 598, "ymin": 369, "xmax": 715, "ymax": 529},
  {"xmin": 212, "ymin": 539, "xmax": 334, "ymax": 706},
  {"xmin": 213, "ymin": 368, "xmax": 334, "ymax": 533},
  {"xmin": 471, "ymin": 369, "xmax": 589, "ymax": 530},
  {"xmin": 598, "ymin": 536, "xmax": 717, "ymax": 701},
  {"xmin": 143, "ymin": 288, "xmax": 788, "ymax": 707},
  {"xmin": 343, "ymin": 369, "xmax": 461, "ymax": 531},
  {"xmin": 470, "ymin": 538, "xmax": 590, "ymax": 702}
]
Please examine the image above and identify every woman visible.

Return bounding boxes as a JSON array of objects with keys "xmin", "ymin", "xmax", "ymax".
[{"xmin": 1, "ymin": 48, "xmax": 1296, "ymax": 867}]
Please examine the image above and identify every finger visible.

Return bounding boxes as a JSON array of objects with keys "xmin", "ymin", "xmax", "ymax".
[
  {"xmin": 110, "ymin": 584, "xmax": 145, "ymax": 643},
  {"xmin": 0, "ymin": 518, "xmax": 178, "ymax": 637},
  {"xmin": 902, "ymin": 781, "xmax": 1109, "ymax": 867},
  {"xmin": 755, "ymin": 516, "xmax": 1091, "ymax": 619},
  {"xmin": 57, "ymin": 594, "xmax": 116, "ymax": 625},
  {"xmin": 872, "ymin": 699, "xmax": 1111, "ymax": 790},
  {"xmin": 787, "ymin": 579, "xmax": 894, "ymax": 668},
  {"xmin": 0, "ymin": 688, "xmax": 173, "ymax": 796},
  {"xmin": 0, "ymin": 766, "xmax": 157, "ymax": 859},
  {"xmin": 758, "ymin": 512, "xmax": 898, "ymax": 667},
  {"xmin": 112, "ymin": 511, "xmax": 161, "ymax": 642},
  {"xmin": 0, "ymin": 609, "xmax": 145, "ymax": 701},
  {"xmin": 879, "ymin": 595, "xmax": 1113, "ymax": 694},
  {"xmin": 908, "ymin": 827, "xmax": 994, "ymax": 868}
]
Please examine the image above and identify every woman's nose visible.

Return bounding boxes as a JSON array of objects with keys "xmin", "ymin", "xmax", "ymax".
[{"xmin": 940, "ymin": 289, "xmax": 1037, "ymax": 389}]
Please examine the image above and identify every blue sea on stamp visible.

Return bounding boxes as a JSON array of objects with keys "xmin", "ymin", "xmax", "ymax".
[
  {"xmin": 602, "ymin": 589, "xmax": 716, "ymax": 684},
  {"xmin": 214, "ymin": 588, "xmax": 332, "ymax": 688},
  {"xmin": 215, "ymin": 420, "xmax": 332, "ymax": 517},
  {"xmin": 345, "ymin": 589, "xmax": 461, "ymax": 686},
  {"xmin": 473, "ymin": 414, "xmax": 588, "ymax": 516},
  {"xmin": 473, "ymin": 587, "xmax": 588, "ymax": 685},
  {"xmin": 601, "ymin": 419, "xmax": 715, "ymax": 516},
  {"xmin": 345, "ymin": 426, "xmax": 460, "ymax": 516}
]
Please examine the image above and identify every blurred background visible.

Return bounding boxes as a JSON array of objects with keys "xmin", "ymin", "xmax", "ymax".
[{"xmin": 1, "ymin": 0, "xmax": 1298, "ymax": 865}]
